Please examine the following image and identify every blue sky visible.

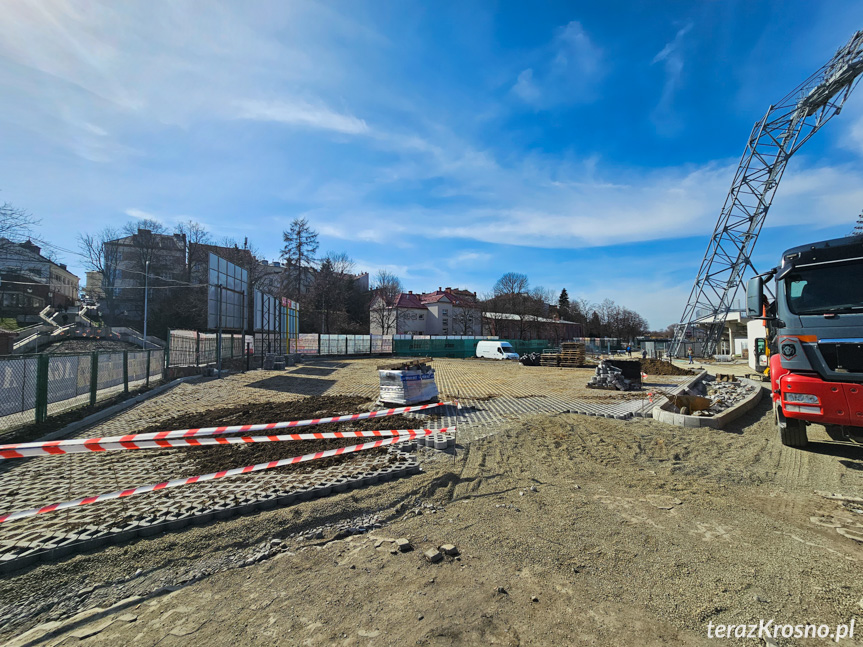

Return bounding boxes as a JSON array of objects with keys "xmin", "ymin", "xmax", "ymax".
[{"xmin": 2, "ymin": 1, "xmax": 863, "ymax": 329}]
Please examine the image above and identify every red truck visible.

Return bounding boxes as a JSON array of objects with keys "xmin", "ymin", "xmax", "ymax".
[{"xmin": 746, "ymin": 235, "xmax": 863, "ymax": 447}]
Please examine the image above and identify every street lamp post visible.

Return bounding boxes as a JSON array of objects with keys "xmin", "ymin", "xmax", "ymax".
[{"xmin": 142, "ymin": 260, "xmax": 149, "ymax": 350}]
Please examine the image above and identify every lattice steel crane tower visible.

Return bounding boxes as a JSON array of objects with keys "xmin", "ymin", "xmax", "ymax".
[{"xmin": 670, "ymin": 30, "xmax": 863, "ymax": 359}]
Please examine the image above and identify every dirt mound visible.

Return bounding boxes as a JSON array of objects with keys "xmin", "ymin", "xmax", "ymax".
[
  {"xmin": 135, "ymin": 395, "xmax": 439, "ymax": 476},
  {"xmin": 639, "ymin": 358, "xmax": 695, "ymax": 376}
]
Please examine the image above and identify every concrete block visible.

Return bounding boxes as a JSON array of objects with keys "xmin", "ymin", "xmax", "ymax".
[
  {"xmin": 440, "ymin": 544, "xmax": 459, "ymax": 556},
  {"xmin": 312, "ymin": 484, "xmax": 332, "ymax": 497},
  {"xmin": 682, "ymin": 415, "xmax": 701, "ymax": 428},
  {"xmin": 424, "ymin": 548, "xmax": 443, "ymax": 563},
  {"xmin": 191, "ymin": 511, "xmax": 214, "ymax": 526},
  {"xmin": 331, "ymin": 479, "xmax": 349, "ymax": 493},
  {"xmin": 396, "ymin": 538, "xmax": 412, "ymax": 552},
  {"xmin": 295, "ymin": 488, "xmax": 315, "ymax": 501}
]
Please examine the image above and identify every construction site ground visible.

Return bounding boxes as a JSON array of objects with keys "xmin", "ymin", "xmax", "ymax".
[{"xmin": 2, "ymin": 358, "xmax": 862, "ymax": 646}]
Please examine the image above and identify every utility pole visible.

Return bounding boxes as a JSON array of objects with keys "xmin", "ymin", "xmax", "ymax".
[
  {"xmin": 142, "ymin": 260, "xmax": 149, "ymax": 350},
  {"xmin": 242, "ymin": 288, "xmax": 248, "ymax": 372},
  {"xmin": 217, "ymin": 283, "xmax": 222, "ymax": 378}
]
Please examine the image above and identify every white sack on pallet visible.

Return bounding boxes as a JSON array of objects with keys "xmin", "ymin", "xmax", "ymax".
[{"xmin": 379, "ymin": 368, "xmax": 439, "ymax": 405}]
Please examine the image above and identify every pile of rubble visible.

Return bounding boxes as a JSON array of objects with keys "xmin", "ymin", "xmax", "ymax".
[
  {"xmin": 672, "ymin": 375, "xmax": 758, "ymax": 417},
  {"xmin": 703, "ymin": 377, "xmax": 758, "ymax": 416},
  {"xmin": 587, "ymin": 360, "xmax": 640, "ymax": 392}
]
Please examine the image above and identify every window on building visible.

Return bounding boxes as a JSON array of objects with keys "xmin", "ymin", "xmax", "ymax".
[{"xmin": 442, "ymin": 308, "xmax": 448, "ymax": 315}]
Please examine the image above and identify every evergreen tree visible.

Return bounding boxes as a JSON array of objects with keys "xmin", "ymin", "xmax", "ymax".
[
  {"xmin": 589, "ymin": 311, "xmax": 602, "ymax": 337},
  {"xmin": 280, "ymin": 217, "xmax": 319, "ymax": 299},
  {"xmin": 558, "ymin": 288, "xmax": 571, "ymax": 319},
  {"xmin": 851, "ymin": 210, "xmax": 863, "ymax": 236}
]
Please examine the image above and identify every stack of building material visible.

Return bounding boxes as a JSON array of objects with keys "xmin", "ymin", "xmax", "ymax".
[
  {"xmin": 587, "ymin": 360, "xmax": 637, "ymax": 391},
  {"xmin": 377, "ymin": 357, "xmax": 433, "ymax": 371},
  {"xmin": 539, "ymin": 349, "xmax": 560, "ymax": 367},
  {"xmin": 559, "ymin": 342, "xmax": 586, "ymax": 368},
  {"xmin": 378, "ymin": 358, "xmax": 438, "ymax": 405}
]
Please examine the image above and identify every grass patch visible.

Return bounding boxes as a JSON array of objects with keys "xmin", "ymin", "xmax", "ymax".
[{"xmin": 0, "ymin": 318, "xmax": 21, "ymax": 331}]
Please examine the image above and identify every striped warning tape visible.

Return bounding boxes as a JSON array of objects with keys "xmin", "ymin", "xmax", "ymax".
[
  {"xmin": 0, "ymin": 432, "xmax": 430, "ymax": 524},
  {"xmin": 0, "ymin": 428, "xmax": 449, "ymax": 459},
  {"xmin": 0, "ymin": 401, "xmax": 450, "ymax": 459}
]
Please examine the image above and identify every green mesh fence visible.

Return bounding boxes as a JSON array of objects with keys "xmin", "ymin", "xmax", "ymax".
[
  {"xmin": 392, "ymin": 338, "xmax": 549, "ymax": 358},
  {"xmin": 0, "ymin": 349, "xmax": 164, "ymax": 433}
]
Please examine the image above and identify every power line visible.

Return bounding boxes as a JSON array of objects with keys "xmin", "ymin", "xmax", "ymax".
[{"xmin": 0, "ymin": 279, "xmax": 208, "ymax": 290}]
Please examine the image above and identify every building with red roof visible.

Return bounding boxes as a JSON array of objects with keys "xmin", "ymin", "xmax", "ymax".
[{"xmin": 369, "ymin": 287, "xmax": 481, "ymax": 335}]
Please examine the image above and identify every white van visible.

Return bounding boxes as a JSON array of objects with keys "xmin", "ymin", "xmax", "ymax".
[{"xmin": 476, "ymin": 341, "xmax": 519, "ymax": 360}]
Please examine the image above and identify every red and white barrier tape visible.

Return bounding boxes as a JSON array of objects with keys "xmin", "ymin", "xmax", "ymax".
[
  {"xmin": 0, "ymin": 401, "xmax": 450, "ymax": 459},
  {"xmin": 0, "ymin": 432, "xmax": 431, "ymax": 524},
  {"xmin": 0, "ymin": 428, "xmax": 449, "ymax": 459}
]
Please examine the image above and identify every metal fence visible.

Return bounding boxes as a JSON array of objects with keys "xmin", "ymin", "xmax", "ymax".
[
  {"xmin": 167, "ymin": 330, "xmax": 251, "ymax": 367},
  {"xmin": 0, "ymin": 349, "xmax": 164, "ymax": 432}
]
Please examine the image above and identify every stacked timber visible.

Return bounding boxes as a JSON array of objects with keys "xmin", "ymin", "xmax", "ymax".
[
  {"xmin": 559, "ymin": 342, "xmax": 586, "ymax": 368},
  {"xmin": 539, "ymin": 349, "xmax": 560, "ymax": 367}
]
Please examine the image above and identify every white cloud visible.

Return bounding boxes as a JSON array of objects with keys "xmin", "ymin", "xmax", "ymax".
[
  {"xmin": 447, "ymin": 251, "xmax": 492, "ymax": 268},
  {"xmin": 299, "ymin": 147, "xmax": 863, "ymax": 252},
  {"xmin": 124, "ymin": 208, "xmax": 161, "ymax": 222},
  {"xmin": 651, "ymin": 23, "xmax": 693, "ymax": 135},
  {"xmin": 234, "ymin": 99, "xmax": 370, "ymax": 135},
  {"xmin": 0, "ymin": 0, "xmax": 380, "ymax": 158},
  {"xmin": 512, "ymin": 69, "xmax": 541, "ymax": 104},
  {"xmin": 511, "ymin": 20, "xmax": 604, "ymax": 108}
]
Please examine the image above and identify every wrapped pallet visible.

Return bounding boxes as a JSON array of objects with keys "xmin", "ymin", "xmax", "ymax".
[{"xmin": 378, "ymin": 358, "xmax": 439, "ymax": 405}]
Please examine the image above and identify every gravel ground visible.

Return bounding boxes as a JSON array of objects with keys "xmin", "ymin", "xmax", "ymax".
[
  {"xmin": 1, "ymin": 359, "xmax": 862, "ymax": 645},
  {"xmin": 42, "ymin": 340, "xmax": 142, "ymax": 354}
]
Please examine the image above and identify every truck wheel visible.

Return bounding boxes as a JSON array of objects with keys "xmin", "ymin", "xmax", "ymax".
[{"xmin": 775, "ymin": 403, "xmax": 808, "ymax": 448}]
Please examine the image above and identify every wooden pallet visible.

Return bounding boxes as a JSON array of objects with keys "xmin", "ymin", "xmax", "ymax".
[
  {"xmin": 539, "ymin": 351, "xmax": 560, "ymax": 367},
  {"xmin": 559, "ymin": 342, "xmax": 585, "ymax": 367}
]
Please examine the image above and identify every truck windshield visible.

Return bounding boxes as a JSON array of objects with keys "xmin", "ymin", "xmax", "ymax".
[
  {"xmin": 501, "ymin": 344, "xmax": 514, "ymax": 352},
  {"xmin": 784, "ymin": 259, "xmax": 863, "ymax": 314}
]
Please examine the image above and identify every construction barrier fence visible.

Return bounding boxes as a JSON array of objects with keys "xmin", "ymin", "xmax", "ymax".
[
  {"xmin": 168, "ymin": 330, "xmax": 557, "ymax": 362},
  {"xmin": 0, "ymin": 349, "xmax": 164, "ymax": 433},
  {"xmin": 392, "ymin": 337, "xmax": 549, "ymax": 359}
]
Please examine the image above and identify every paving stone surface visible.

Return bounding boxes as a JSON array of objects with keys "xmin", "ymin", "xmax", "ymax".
[{"xmin": 0, "ymin": 358, "xmax": 690, "ymax": 565}]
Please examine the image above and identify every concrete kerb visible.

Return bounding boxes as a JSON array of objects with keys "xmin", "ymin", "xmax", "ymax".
[
  {"xmin": 635, "ymin": 369, "xmax": 708, "ymax": 419},
  {"xmin": 652, "ymin": 375, "xmax": 765, "ymax": 429}
]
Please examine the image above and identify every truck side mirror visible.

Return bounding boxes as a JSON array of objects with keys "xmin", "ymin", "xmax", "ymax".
[{"xmin": 746, "ymin": 276, "xmax": 765, "ymax": 318}]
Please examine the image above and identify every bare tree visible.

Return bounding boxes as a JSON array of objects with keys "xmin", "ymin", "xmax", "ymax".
[
  {"xmin": 452, "ymin": 306, "xmax": 479, "ymax": 335},
  {"xmin": 281, "ymin": 217, "xmax": 319, "ymax": 300},
  {"xmin": 490, "ymin": 272, "xmax": 532, "ymax": 339},
  {"xmin": 118, "ymin": 219, "xmax": 172, "ymax": 287},
  {"xmin": 78, "ymin": 227, "xmax": 121, "ymax": 318},
  {"xmin": 0, "ymin": 201, "xmax": 39, "ymax": 251},
  {"xmin": 369, "ymin": 270, "xmax": 404, "ymax": 335},
  {"xmin": 174, "ymin": 220, "xmax": 212, "ymax": 283}
]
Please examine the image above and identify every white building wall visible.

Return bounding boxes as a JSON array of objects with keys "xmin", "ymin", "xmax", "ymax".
[{"xmin": 398, "ymin": 308, "xmax": 428, "ymax": 334}]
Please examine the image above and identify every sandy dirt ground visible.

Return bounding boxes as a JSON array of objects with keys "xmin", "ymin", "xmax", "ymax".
[{"xmin": 2, "ymin": 360, "xmax": 863, "ymax": 646}]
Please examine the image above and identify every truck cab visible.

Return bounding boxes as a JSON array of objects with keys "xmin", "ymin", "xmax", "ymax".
[{"xmin": 747, "ymin": 235, "xmax": 863, "ymax": 446}]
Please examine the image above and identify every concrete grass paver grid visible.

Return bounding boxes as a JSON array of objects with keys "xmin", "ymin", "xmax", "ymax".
[{"xmin": 0, "ymin": 358, "xmax": 690, "ymax": 562}]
